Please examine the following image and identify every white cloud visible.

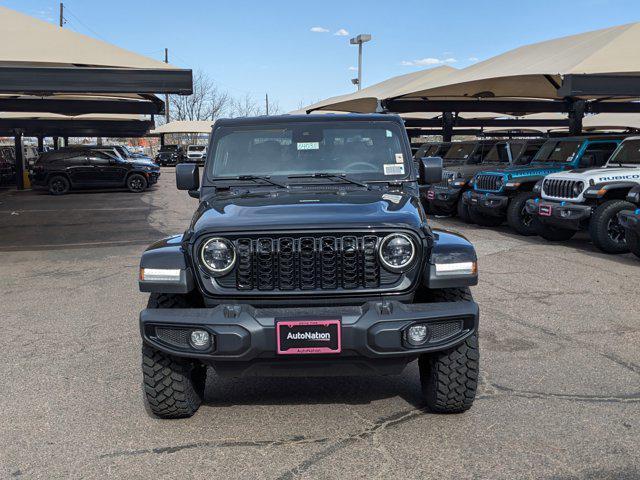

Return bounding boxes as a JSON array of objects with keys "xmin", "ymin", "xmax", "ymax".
[
  {"xmin": 348, "ymin": 66, "xmax": 357, "ymax": 71},
  {"xmin": 401, "ymin": 57, "xmax": 457, "ymax": 66},
  {"xmin": 468, "ymin": 57, "xmax": 479, "ymax": 62},
  {"xmin": 334, "ymin": 28, "xmax": 350, "ymax": 36},
  {"xmin": 310, "ymin": 26, "xmax": 329, "ymax": 33}
]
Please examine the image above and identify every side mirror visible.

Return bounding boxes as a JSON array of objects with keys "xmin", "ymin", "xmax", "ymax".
[
  {"xmin": 419, "ymin": 156, "xmax": 443, "ymax": 184},
  {"xmin": 176, "ymin": 163, "xmax": 200, "ymax": 191}
]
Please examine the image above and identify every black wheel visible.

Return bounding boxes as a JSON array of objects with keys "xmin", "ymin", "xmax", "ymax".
[
  {"xmin": 469, "ymin": 207, "xmax": 504, "ymax": 227},
  {"xmin": 419, "ymin": 287, "xmax": 479, "ymax": 413},
  {"xmin": 588, "ymin": 200, "xmax": 634, "ymax": 253},
  {"xmin": 506, "ymin": 191, "xmax": 538, "ymax": 236},
  {"xmin": 142, "ymin": 293, "xmax": 207, "ymax": 419},
  {"xmin": 127, "ymin": 173, "xmax": 148, "ymax": 193},
  {"xmin": 626, "ymin": 229, "xmax": 640, "ymax": 259},
  {"xmin": 536, "ymin": 223, "xmax": 577, "ymax": 241},
  {"xmin": 456, "ymin": 196, "xmax": 473, "ymax": 223},
  {"xmin": 48, "ymin": 175, "xmax": 70, "ymax": 195}
]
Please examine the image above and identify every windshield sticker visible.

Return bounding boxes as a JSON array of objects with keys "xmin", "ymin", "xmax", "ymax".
[
  {"xmin": 386, "ymin": 130, "xmax": 393, "ymax": 137},
  {"xmin": 382, "ymin": 193, "xmax": 402, "ymax": 204},
  {"xmin": 395, "ymin": 153, "xmax": 404, "ymax": 163},
  {"xmin": 297, "ymin": 142, "xmax": 319, "ymax": 150},
  {"xmin": 384, "ymin": 164, "xmax": 405, "ymax": 175}
]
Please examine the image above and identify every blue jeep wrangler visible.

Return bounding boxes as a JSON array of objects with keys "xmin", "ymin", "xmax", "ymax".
[{"xmin": 463, "ymin": 136, "xmax": 624, "ymax": 235}]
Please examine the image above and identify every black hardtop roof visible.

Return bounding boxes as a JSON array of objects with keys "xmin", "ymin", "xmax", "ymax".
[{"xmin": 213, "ymin": 113, "xmax": 405, "ymax": 128}]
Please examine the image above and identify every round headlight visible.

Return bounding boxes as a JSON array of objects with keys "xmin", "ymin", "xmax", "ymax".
[
  {"xmin": 200, "ymin": 237, "xmax": 236, "ymax": 275},
  {"xmin": 379, "ymin": 233, "xmax": 415, "ymax": 271},
  {"xmin": 572, "ymin": 181, "xmax": 584, "ymax": 196}
]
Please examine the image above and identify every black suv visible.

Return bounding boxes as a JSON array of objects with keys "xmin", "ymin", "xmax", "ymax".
[
  {"xmin": 138, "ymin": 114, "xmax": 480, "ymax": 418},
  {"xmin": 155, "ymin": 145, "xmax": 185, "ymax": 166},
  {"xmin": 30, "ymin": 146, "xmax": 160, "ymax": 195}
]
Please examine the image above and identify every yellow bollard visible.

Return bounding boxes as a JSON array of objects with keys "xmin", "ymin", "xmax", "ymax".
[{"xmin": 23, "ymin": 171, "xmax": 31, "ymax": 189}]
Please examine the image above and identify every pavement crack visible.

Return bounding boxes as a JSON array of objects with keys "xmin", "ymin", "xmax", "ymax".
[{"xmin": 488, "ymin": 382, "xmax": 640, "ymax": 404}]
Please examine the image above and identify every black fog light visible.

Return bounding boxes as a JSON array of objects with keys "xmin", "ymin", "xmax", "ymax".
[
  {"xmin": 189, "ymin": 329, "xmax": 211, "ymax": 350},
  {"xmin": 405, "ymin": 324, "xmax": 429, "ymax": 346}
]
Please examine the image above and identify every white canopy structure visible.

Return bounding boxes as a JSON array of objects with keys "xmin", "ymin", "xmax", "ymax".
[{"xmin": 149, "ymin": 120, "xmax": 215, "ymax": 135}]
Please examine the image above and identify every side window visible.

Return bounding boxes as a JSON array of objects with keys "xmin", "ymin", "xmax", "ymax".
[
  {"xmin": 89, "ymin": 150, "xmax": 114, "ymax": 165},
  {"xmin": 581, "ymin": 142, "xmax": 619, "ymax": 168}
]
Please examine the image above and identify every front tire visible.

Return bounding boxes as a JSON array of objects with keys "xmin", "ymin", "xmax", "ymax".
[
  {"xmin": 626, "ymin": 229, "xmax": 640, "ymax": 259},
  {"xmin": 469, "ymin": 207, "xmax": 504, "ymax": 227},
  {"xmin": 142, "ymin": 293, "xmax": 206, "ymax": 419},
  {"xmin": 127, "ymin": 173, "xmax": 148, "ymax": 193},
  {"xmin": 457, "ymin": 196, "xmax": 473, "ymax": 223},
  {"xmin": 536, "ymin": 223, "xmax": 577, "ymax": 241},
  {"xmin": 506, "ymin": 192, "xmax": 537, "ymax": 235},
  {"xmin": 419, "ymin": 287, "xmax": 479, "ymax": 413},
  {"xmin": 588, "ymin": 200, "xmax": 634, "ymax": 253}
]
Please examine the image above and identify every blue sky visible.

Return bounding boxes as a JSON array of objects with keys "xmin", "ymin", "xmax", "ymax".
[{"xmin": 4, "ymin": 0, "xmax": 640, "ymax": 111}]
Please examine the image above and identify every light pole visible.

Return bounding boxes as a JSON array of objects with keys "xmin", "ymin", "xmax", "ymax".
[{"xmin": 349, "ymin": 34, "xmax": 371, "ymax": 91}]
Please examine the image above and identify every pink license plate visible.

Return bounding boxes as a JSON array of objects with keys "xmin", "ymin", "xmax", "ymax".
[
  {"xmin": 539, "ymin": 205, "xmax": 552, "ymax": 217},
  {"xmin": 276, "ymin": 319, "xmax": 341, "ymax": 355}
]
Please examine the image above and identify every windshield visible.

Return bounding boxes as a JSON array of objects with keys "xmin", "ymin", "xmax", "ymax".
[
  {"xmin": 607, "ymin": 139, "xmax": 640, "ymax": 165},
  {"xmin": 160, "ymin": 145, "xmax": 178, "ymax": 152},
  {"xmin": 444, "ymin": 143, "xmax": 476, "ymax": 160},
  {"xmin": 189, "ymin": 146, "xmax": 206, "ymax": 151},
  {"xmin": 209, "ymin": 121, "xmax": 409, "ymax": 181},
  {"xmin": 533, "ymin": 140, "xmax": 581, "ymax": 162}
]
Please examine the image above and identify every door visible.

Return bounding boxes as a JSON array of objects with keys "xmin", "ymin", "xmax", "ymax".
[
  {"xmin": 88, "ymin": 150, "xmax": 128, "ymax": 186},
  {"xmin": 64, "ymin": 153, "xmax": 94, "ymax": 186}
]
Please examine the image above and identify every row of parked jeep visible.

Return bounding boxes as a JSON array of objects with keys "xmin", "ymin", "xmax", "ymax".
[{"xmin": 417, "ymin": 136, "xmax": 640, "ymax": 259}]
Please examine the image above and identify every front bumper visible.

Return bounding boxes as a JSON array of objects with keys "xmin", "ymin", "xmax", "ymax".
[
  {"xmin": 619, "ymin": 209, "xmax": 640, "ymax": 234},
  {"xmin": 426, "ymin": 186, "xmax": 462, "ymax": 211},
  {"xmin": 140, "ymin": 300, "xmax": 478, "ymax": 375},
  {"xmin": 525, "ymin": 198, "xmax": 591, "ymax": 231},
  {"xmin": 464, "ymin": 190, "xmax": 509, "ymax": 216}
]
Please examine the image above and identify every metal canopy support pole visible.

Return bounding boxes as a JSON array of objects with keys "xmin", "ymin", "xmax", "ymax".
[
  {"xmin": 37, "ymin": 136, "xmax": 44, "ymax": 153},
  {"xmin": 14, "ymin": 132, "xmax": 24, "ymax": 190},
  {"xmin": 63, "ymin": 136, "xmax": 69, "ymax": 147},
  {"xmin": 568, "ymin": 99, "xmax": 585, "ymax": 136},
  {"xmin": 160, "ymin": 134, "xmax": 165, "ymax": 148},
  {"xmin": 53, "ymin": 137, "xmax": 59, "ymax": 150},
  {"xmin": 442, "ymin": 112, "xmax": 454, "ymax": 142}
]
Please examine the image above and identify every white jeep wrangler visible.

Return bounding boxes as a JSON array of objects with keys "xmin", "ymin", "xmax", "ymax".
[{"xmin": 525, "ymin": 136, "xmax": 640, "ymax": 253}]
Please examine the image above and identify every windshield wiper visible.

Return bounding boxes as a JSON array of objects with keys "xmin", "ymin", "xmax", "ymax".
[
  {"xmin": 226, "ymin": 175, "xmax": 287, "ymax": 189},
  {"xmin": 287, "ymin": 172, "xmax": 371, "ymax": 190}
]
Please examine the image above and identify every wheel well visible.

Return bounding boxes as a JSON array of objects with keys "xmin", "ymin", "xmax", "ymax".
[
  {"xmin": 46, "ymin": 172, "xmax": 70, "ymax": 184},
  {"xmin": 602, "ymin": 188, "xmax": 632, "ymax": 201}
]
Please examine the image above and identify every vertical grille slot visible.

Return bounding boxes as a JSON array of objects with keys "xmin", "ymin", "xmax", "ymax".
[
  {"xmin": 542, "ymin": 179, "xmax": 581, "ymax": 199},
  {"xmin": 320, "ymin": 236, "xmax": 338, "ymax": 289},
  {"xmin": 256, "ymin": 238, "xmax": 275, "ymax": 290},
  {"xmin": 278, "ymin": 237, "xmax": 295, "ymax": 290},
  {"xmin": 362, "ymin": 236, "xmax": 380, "ymax": 288},
  {"xmin": 341, "ymin": 236, "xmax": 359, "ymax": 289},
  {"xmin": 475, "ymin": 174, "xmax": 502, "ymax": 192},
  {"xmin": 236, "ymin": 238, "xmax": 253, "ymax": 290},
  {"xmin": 299, "ymin": 237, "xmax": 317, "ymax": 290}
]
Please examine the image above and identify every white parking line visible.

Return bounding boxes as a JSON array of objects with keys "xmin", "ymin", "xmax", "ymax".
[{"xmin": 0, "ymin": 207, "xmax": 152, "ymax": 213}]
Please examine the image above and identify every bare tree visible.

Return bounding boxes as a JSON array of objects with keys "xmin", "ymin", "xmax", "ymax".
[{"xmin": 168, "ymin": 70, "xmax": 231, "ymax": 123}]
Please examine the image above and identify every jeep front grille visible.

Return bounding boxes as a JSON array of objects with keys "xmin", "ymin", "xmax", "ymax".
[
  {"xmin": 433, "ymin": 170, "xmax": 456, "ymax": 187},
  {"xmin": 213, "ymin": 234, "xmax": 406, "ymax": 293},
  {"xmin": 542, "ymin": 179, "xmax": 581, "ymax": 199},
  {"xmin": 475, "ymin": 174, "xmax": 503, "ymax": 192}
]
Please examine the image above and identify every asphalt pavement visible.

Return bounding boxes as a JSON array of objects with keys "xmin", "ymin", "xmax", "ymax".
[{"xmin": 1, "ymin": 170, "xmax": 639, "ymax": 479}]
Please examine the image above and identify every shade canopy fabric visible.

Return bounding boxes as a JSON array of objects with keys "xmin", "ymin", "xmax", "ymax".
[
  {"xmin": 310, "ymin": 23, "xmax": 640, "ymax": 114},
  {"xmin": 306, "ymin": 66, "xmax": 457, "ymax": 113},
  {"xmin": 149, "ymin": 120, "xmax": 214, "ymax": 135},
  {"xmin": 392, "ymin": 23, "xmax": 640, "ymax": 103},
  {"xmin": 0, "ymin": 6, "xmax": 174, "ymax": 70}
]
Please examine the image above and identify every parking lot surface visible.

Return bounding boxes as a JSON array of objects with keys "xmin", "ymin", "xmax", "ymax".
[{"xmin": 1, "ymin": 169, "xmax": 639, "ymax": 479}]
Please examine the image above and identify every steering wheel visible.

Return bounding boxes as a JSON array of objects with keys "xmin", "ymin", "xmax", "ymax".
[{"xmin": 344, "ymin": 162, "xmax": 377, "ymax": 172}]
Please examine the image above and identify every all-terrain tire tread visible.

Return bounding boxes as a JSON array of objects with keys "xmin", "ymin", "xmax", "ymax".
[{"xmin": 588, "ymin": 200, "xmax": 634, "ymax": 253}]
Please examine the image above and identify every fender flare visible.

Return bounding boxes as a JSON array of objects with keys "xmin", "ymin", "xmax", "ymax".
[
  {"xmin": 426, "ymin": 229, "xmax": 478, "ymax": 289},
  {"xmin": 139, "ymin": 234, "xmax": 195, "ymax": 294}
]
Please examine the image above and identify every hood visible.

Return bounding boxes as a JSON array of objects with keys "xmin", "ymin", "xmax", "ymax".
[
  {"xmin": 191, "ymin": 189, "xmax": 425, "ymax": 233},
  {"xmin": 545, "ymin": 166, "xmax": 640, "ymax": 184},
  {"xmin": 479, "ymin": 163, "xmax": 566, "ymax": 178}
]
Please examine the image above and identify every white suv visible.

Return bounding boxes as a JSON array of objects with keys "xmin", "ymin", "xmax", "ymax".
[
  {"xmin": 186, "ymin": 145, "xmax": 207, "ymax": 164},
  {"xmin": 525, "ymin": 136, "xmax": 640, "ymax": 253}
]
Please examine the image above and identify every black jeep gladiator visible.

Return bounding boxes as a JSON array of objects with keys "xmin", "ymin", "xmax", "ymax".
[
  {"xmin": 619, "ymin": 185, "xmax": 640, "ymax": 259},
  {"xmin": 138, "ymin": 114, "xmax": 480, "ymax": 418}
]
